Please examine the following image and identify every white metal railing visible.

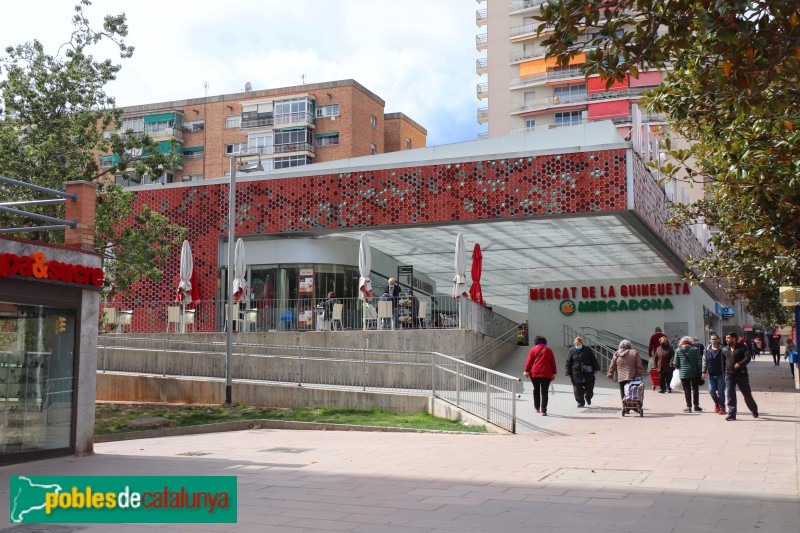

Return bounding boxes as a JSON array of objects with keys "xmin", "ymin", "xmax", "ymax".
[
  {"xmin": 476, "ymin": 82, "xmax": 489, "ymax": 99},
  {"xmin": 477, "ymin": 107, "xmax": 489, "ymax": 123},
  {"xmin": 96, "ymin": 336, "xmax": 520, "ymax": 432},
  {"xmin": 476, "ymin": 57, "xmax": 488, "ymax": 72},
  {"xmin": 511, "ymin": 87, "xmax": 648, "ymax": 113},
  {"xmin": 476, "ymin": 33, "xmax": 488, "ymax": 50},
  {"xmin": 476, "ymin": 8, "xmax": 487, "ymax": 25},
  {"xmin": 275, "ymin": 112, "xmax": 314, "ymax": 125},
  {"xmin": 509, "ymin": 23, "xmax": 538, "ymax": 38},
  {"xmin": 432, "ymin": 352, "xmax": 519, "ymax": 433},
  {"xmin": 510, "ymin": 65, "xmax": 585, "ymax": 88},
  {"xmin": 100, "ymin": 297, "xmax": 465, "ymax": 334},
  {"xmin": 477, "ymin": 132, "xmax": 489, "ymax": 140},
  {"xmin": 511, "ymin": 115, "xmax": 633, "ymax": 134},
  {"xmin": 274, "ymin": 142, "xmax": 315, "ymax": 155},
  {"xmin": 562, "ymin": 324, "xmax": 614, "ymax": 373},
  {"xmin": 509, "ymin": 0, "xmax": 548, "ymax": 14}
]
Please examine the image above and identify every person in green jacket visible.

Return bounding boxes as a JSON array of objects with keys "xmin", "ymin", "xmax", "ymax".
[{"xmin": 674, "ymin": 336, "xmax": 703, "ymax": 413}]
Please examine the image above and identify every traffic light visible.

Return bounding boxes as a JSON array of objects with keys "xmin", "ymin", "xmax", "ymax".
[{"xmin": 55, "ymin": 316, "xmax": 67, "ymax": 335}]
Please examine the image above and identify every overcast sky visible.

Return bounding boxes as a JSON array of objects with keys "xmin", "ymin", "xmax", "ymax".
[{"xmin": 1, "ymin": 1, "xmax": 484, "ymax": 146}]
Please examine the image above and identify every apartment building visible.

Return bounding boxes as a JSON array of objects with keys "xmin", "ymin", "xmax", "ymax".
[
  {"xmin": 101, "ymin": 79, "xmax": 426, "ymax": 185},
  {"xmin": 475, "ymin": 0, "xmax": 666, "ymax": 138}
]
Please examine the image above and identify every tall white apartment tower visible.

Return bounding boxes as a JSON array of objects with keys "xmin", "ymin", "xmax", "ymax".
[{"xmin": 476, "ymin": 0, "xmax": 666, "ymax": 139}]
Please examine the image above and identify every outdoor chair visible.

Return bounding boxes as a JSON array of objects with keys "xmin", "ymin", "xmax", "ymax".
[
  {"xmin": 183, "ymin": 309, "xmax": 196, "ymax": 332},
  {"xmin": 167, "ymin": 306, "xmax": 181, "ymax": 332},
  {"xmin": 377, "ymin": 300, "xmax": 394, "ymax": 330},
  {"xmin": 243, "ymin": 309, "xmax": 257, "ymax": 332},
  {"xmin": 362, "ymin": 302, "xmax": 377, "ymax": 330},
  {"xmin": 440, "ymin": 313, "xmax": 458, "ymax": 328},
  {"xmin": 331, "ymin": 303, "xmax": 344, "ymax": 331},
  {"xmin": 117, "ymin": 310, "xmax": 133, "ymax": 333},
  {"xmin": 418, "ymin": 301, "xmax": 428, "ymax": 328}
]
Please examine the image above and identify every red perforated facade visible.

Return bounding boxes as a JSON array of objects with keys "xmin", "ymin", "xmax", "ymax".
[{"xmin": 119, "ymin": 148, "xmax": 628, "ymax": 331}]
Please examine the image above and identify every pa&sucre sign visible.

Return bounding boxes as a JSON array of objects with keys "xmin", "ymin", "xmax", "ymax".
[
  {"xmin": 0, "ymin": 251, "xmax": 104, "ymax": 287},
  {"xmin": 530, "ymin": 282, "xmax": 691, "ymax": 315}
]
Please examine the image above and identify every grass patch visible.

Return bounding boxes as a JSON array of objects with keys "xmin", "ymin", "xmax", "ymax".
[{"xmin": 94, "ymin": 403, "xmax": 487, "ymax": 435}]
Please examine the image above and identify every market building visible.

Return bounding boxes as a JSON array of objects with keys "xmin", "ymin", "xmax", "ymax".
[{"xmin": 109, "ymin": 121, "xmax": 737, "ymax": 345}]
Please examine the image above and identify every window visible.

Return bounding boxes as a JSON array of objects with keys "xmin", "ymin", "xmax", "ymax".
[
  {"xmin": 523, "ymin": 91, "xmax": 536, "ymax": 105},
  {"xmin": 524, "ymin": 118, "xmax": 536, "ymax": 131},
  {"xmin": 553, "ymin": 83, "xmax": 587, "ymax": 104},
  {"xmin": 183, "ymin": 148, "xmax": 204, "ymax": 159},
  {"xmin": 185, "ymin": 120, "xmax": 204, "ymax": 132},
  {"xmin": 316, "ymin": 133, "xmax": 339, "ymax": 146},
  {"xmin": 274, "ymin": 155, "xmax": 310, "ymax": 169},
  {"xmin": 225, "ymin": 143, "xmax": 244, "ymax": 155},
  {"xmin": 182, "ymin": 174, "xmax": 204, "ymax": 182},
  {"xmin": 144, "ymin": 120, "xmax": 173, "ymax": 134},
  {"xmin": 274, "ymin": 98, "xmax": 312, "ymax": 124},
  {"xmin": 316, "ymin": 104, "xmax": 340, "ymax": 118},
  {"xmin": 405, "ymin": 138, "xmax": 412, "ymax": 150},
  {"xmin": 100, "ymin": 159, "xmax": 113, "ymax": 168},
  {"xmin": 225, "ymin": 115, "xmax": 241, "ymax": 128},
  {"xmin": 121, "ymin": 116, "xmax": 144, "ymax": 133},
  {"xmin": 370, "ymin": 143, "xmax": 377, "ymax": 155},
  {"xmin": 370, "ymin": 115, "xmax": 377, "ymax": 128},
  {"xmin": 554, "ymin": 110, "xmax": 584, "ymax": 127},
  {"xmin": 274, "ymin": 129, "xmax": 309, "ymax": 146},
  {"xmin": 247, "ymin": 134, "xmax": 273, "ymax": 155}
]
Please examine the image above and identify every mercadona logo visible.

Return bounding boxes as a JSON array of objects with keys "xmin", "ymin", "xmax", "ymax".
[{"xmin": 9, "ymin": 476, "xmax": 237, "ymax": 523}]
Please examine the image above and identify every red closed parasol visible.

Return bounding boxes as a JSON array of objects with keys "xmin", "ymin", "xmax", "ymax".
[{"xmin": 469, "ymin": 243, "xmax": 484, "ymax": 306}]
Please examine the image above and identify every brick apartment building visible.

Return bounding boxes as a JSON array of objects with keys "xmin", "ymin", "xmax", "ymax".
[{"xmin": 101, "ymin": 79, "xmax": 427, "ymax": 185}]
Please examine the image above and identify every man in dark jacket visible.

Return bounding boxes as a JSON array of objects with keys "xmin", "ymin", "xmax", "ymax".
[
  {"xmin": 722, "ymin": 332, "xmax": 758, "ymax": 421},
  {"xmin": 565, "ymin": 337, "xmax": 599, "ymax": 408},
  {"xmin": 648, "ymin": 326, "xmax": 665, "ymax": 359},
  {"xmin": 768, "ymin": 333, "xmax": 782, "ymax": 366},
  {"xmin": 702, "ymin": 333, "xmax": 726, "ymax": 414}
]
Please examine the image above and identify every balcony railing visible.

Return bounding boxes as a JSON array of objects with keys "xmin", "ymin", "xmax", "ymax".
[
  {"xmin": 510, "ymin": 65, "xmax": 585, "ymax": 88},
  {"xmin": 476, "ymin": 57, "xmax": 488, "ymax": 74},
  {"xmin": 476, "ymin": 32, "xmax": 488, "ymax": 51},
  {"xmin": 274, "ymin": 142, "xmax": 315, "ymax": 155},
  {"xmin": 275, "ymin": 112, "xmax": 314, "ymax": 126},
  {"xmin": 476, "ymin": 82, "xmax": 489, "ymax": 100},
  {"xmin": 477, "ymin": 107, "xmax": 489, "ymax": 124},
  {"xmin": 511, "ymin": 114, "xmax": 652, "ymax": 134},
  {"xmin": 509, "ymin": 0, "xmax": 548, "ymax": 15},
  {"xmin": 511, "ymin": 87, "xmax": 647, "ymax": 113},
  {"xmin": 509, "ymin": 23, "xmax": 538, "ymax": 38},
  {"xmin": 477, "ymin": 132, "xmax": 489, "ymax": 140},
  {"xmin": 476, "ymin": 8, "xmax": 487, "ymax": 26},
  {"xmin": 240, "ymin": 117, "xmax": 275, "ymax": 129}
]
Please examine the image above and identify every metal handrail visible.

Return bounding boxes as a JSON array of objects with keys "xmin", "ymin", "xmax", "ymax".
[
  {"xmin": 580, "ymin": 326, "xmax": 649, "ymax": 355},
  {"xmin": 467, "ymin": 324, "xmax": 521, "ymax": 364},
  {"xmin": 562, "ymin": 323, "xmax": 614, "ymax": 373}
]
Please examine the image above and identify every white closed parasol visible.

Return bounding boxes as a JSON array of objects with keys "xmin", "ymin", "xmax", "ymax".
[
  {"xmin": 232, "ymin": 238, "xmax": 248, "ymax": 304},
  {"xmin": 358, "ymin": 234, "xmax": 373, "ymax": 301}
]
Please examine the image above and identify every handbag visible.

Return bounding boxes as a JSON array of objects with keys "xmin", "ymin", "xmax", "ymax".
[{"xmin": 582, "ymin": 364, "xmax": 594, "ymax": 374}]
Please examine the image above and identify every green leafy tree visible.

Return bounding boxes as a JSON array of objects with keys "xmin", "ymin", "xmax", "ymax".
[
  {"xmin": 535, "ymin": 0, "xmax": 800, "ymax": 320},
  {"xmin": 0, "ymin": 1, "xmax": 186, "ymax": 298}
]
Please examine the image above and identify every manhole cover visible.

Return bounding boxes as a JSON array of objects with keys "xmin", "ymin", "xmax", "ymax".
[
  {"xmin": 176, "ymin": 451, "xmax": 212, "ymax": 456},
  {"xmin": 1, "ymin": 526, "xmax": 78, "ymax": 533},
  {"xmin": 261, "ymin": 447, "xmax": 313, "ymax": 454},
  {"xmin": 539, "ymin": 468, "xmax": 649, "ymax": 485}
]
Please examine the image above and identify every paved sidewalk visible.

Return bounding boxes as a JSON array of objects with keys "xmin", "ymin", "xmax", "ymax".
[{"xmin": 2, "ymin": 358, "xmax": 798, "ymax": 532}]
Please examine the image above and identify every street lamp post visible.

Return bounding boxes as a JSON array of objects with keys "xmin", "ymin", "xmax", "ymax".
[{"xmin": 225, "ymin": 156, "xmax": 263, "ymax": 405}]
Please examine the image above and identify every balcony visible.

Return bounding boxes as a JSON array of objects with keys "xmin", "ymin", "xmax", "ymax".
[
  {"xmin": 274, "ymin": 142, "xmax": 315, "ymax": 155},
  {"xmin": 512, "ymin": 115, "xmax": 636, "ymax": 134},
  {"xmin": 509, "ymin": 23, "xmax": 538, "ymax": 40},
  {"xmin": 476, "ymin": 8, "xmax": 487, "ymax": 27},
  {"xmin": 476, "ymin": 57, "xmax": 488, "ymax": 75},
  {"xmin": 477, "ymin": 132, "xmax": 489, "ymax": 140},
  {"xmin": 241, "ymin": 117, "xmax": 275, "ymax": 129},
  {"xmin": 509, "ymin": 0, "xmax": 548, "ymax": 15},
  {"xmin": 510, "ymin": 64, "xmax": 585, "ymax": 89},
  {"xmin": 477, "ymin": 107, "xmax": 489, "ymax": 125},
  {"xmin": 476, "ymin": 82, "xmax": 489, "ymax": 100},
  {"xmin": 275, "ymin": 112, "xmax": 314, "ymax": 127},
  {"xmin": 511, "ymin": 87, "xmax": 647, "ymax": 114},
  {"xmin": 476, "ymin": 33, "xmax": 488, "ymax": 51}
]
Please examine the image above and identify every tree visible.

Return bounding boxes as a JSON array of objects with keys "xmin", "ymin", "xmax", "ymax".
[
  {"xmin": 0, "ymin": 0, "xmax": 186, "ymax": 298},
  {"xmin": 534, "ymin": 1, "xmax": 800, "ymax": 300}
]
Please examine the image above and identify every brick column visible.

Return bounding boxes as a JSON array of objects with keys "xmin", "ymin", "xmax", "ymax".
[{"xmin": 64, "ymin": 181, "xmax": 98, "ymax": 251}]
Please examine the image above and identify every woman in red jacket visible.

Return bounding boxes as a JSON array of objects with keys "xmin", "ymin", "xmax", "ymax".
[{"xmin": 524, "ymin": 336, "xmax": 558, "ymax": 416}]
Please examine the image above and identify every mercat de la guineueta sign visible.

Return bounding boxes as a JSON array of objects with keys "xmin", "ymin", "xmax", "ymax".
[{"xmin": 530, "ymin": 282, "xmax": 691, "ymax": 316}]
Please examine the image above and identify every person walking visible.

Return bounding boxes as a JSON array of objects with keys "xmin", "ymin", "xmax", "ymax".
[
  {"xmin": 674, "ymin": 336, "xmax": 704, "ymax": 413},
  {"xmin": 648, "ymin": 326, "xmax": 665, "ymax": 359},
  {"xmin": 523, "ymin": 336, "xmax": 557, "ymax": 416},
  {"xmin": 565, "ymin": 337, "xmax": 599, "ymax": 408},
  {"xmin": 722, "ymin": 332, "xmax": 758, "ymax": 421},
  {"xmin": 768, "ymin": 333, "xmax": 782, "ymax": 366},
  {"xmin": 702, "ymin": 333, "xmax": 726, "ymax": 414},
  {"xmin": 785, "ymin": 338, "xmax": 798, "ymax": 379},
  {"xmin": 608, "ymin": 339, "xmax": 643, "ymax": 402},
  {"xmin": 652, "ymin": 335, "xmax": 674, "ymax": 393}
]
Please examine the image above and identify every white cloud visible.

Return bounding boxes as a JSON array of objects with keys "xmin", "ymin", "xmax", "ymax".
[{"xmin": 1, "ymin": 0, "xmax": 485, "ymax": 145}]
